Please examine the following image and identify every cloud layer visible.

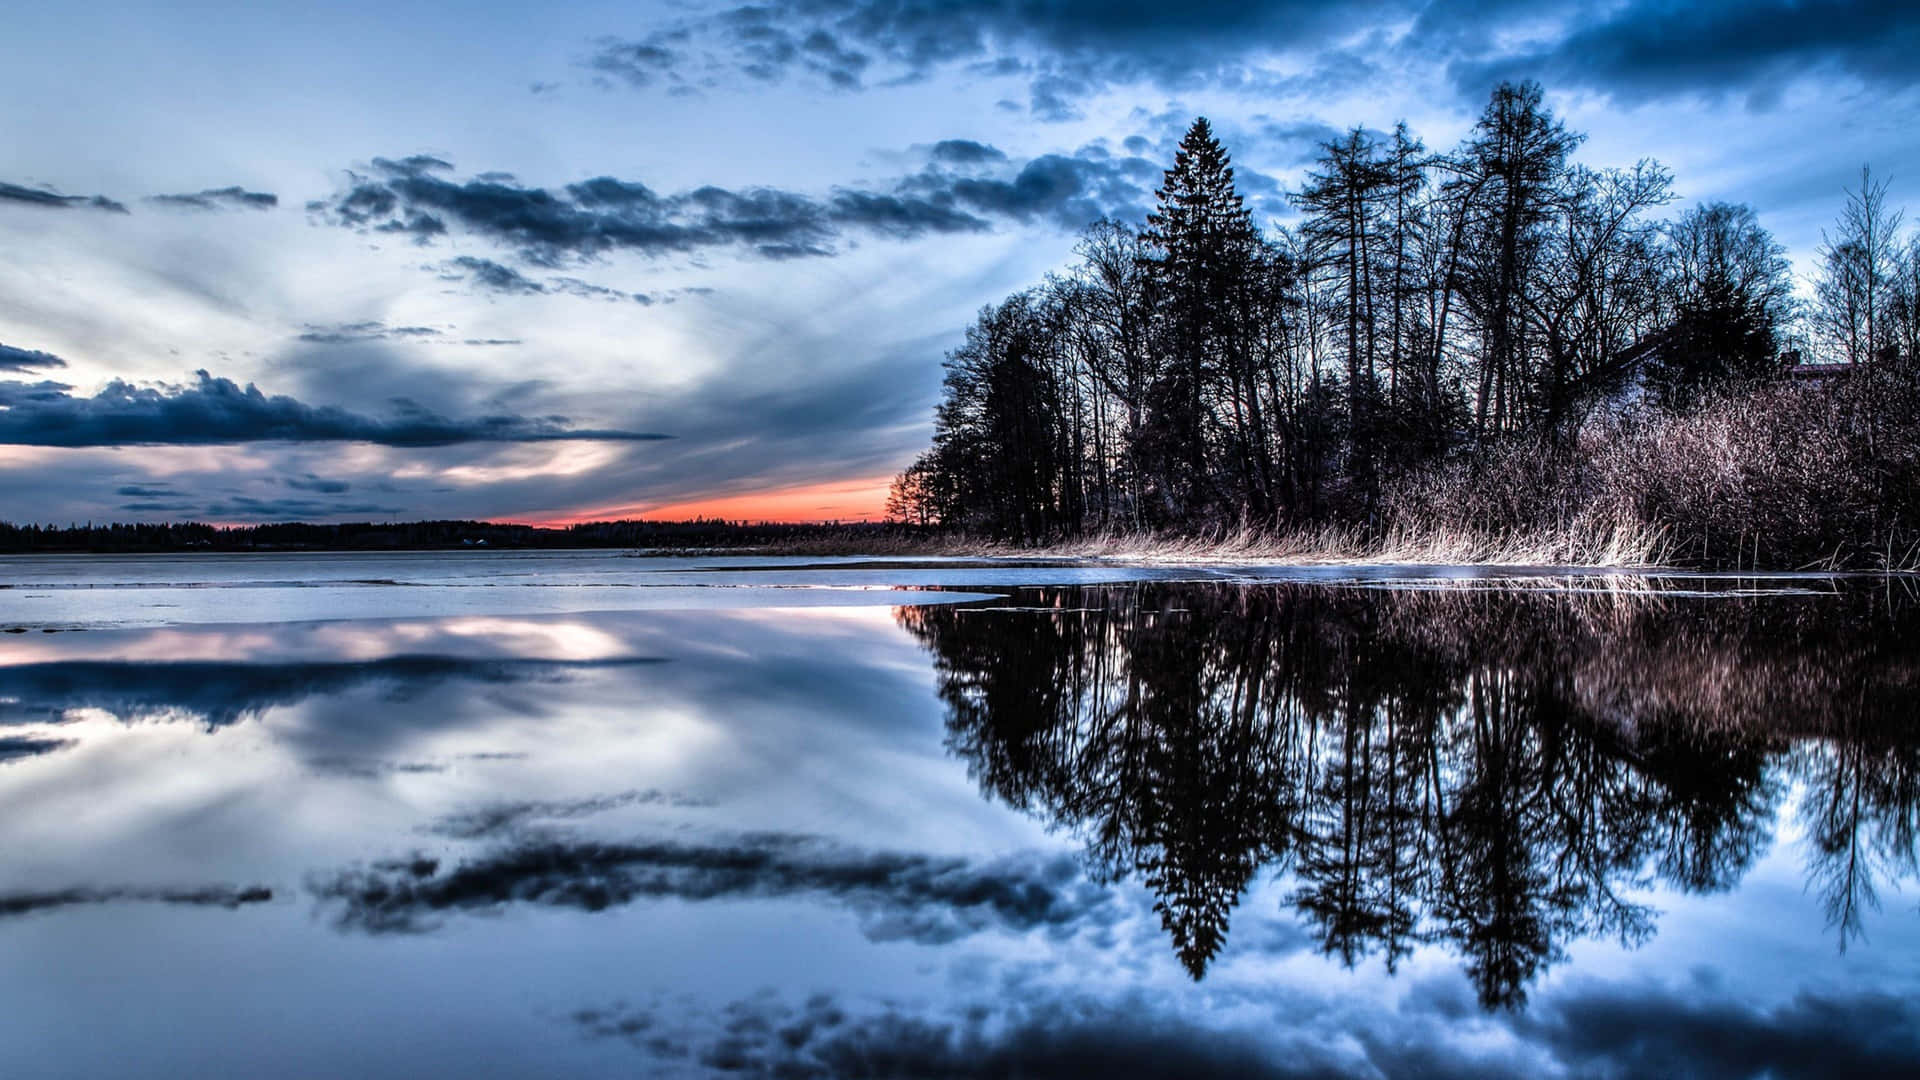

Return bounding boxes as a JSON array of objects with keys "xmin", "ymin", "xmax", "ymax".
[
  {"xmin": 311, "ymin": 830, "xmax": 1117, "ymax": 941},
  {"xmin": 314, "ymin": 148, "xmax": 1153, "ymax": 267},
  {"xmin": 0, "ymin": 371, "xmax": 669, "ymax": 448},
  {"xmin": 0, "ymin": 344, "xmax": 67, "ymax": 372},
  {"xmin": 0, "ymin": 179, "xmax": 127, "ymax": 213}
]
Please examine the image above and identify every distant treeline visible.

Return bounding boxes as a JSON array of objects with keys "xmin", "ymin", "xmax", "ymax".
[
  {"xmin": 0, "ymin": 519, "xmax": 937, "ymax": 554},
  {"xmin": 890, "ymin": 81, "xmax": 1920, "ymax": 568}
]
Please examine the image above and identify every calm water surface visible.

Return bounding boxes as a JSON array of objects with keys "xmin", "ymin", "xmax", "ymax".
[{"xmin": 1, "ymin": 553, "xmax": 1916, "ymax": 1078}]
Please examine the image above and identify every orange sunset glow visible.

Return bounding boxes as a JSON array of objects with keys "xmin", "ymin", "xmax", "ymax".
[{"xmin": 525, "ymin": 474, "xmax": 896, "ymax": 527}]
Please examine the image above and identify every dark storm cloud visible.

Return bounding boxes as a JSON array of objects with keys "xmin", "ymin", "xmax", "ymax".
[
  {"xmin": 1449, "ymin": 0, "xmax": 1920, "ymax": 104},
  {"xmin": 0, "ymin": 180, "xmax": 128, "ymax": 213},
  {"xmin": 314, "ymin": 149, "xmax": 1149, "ymax": 265},
  {"xmin": 0, "ymin": 343, "xmax": 67, "ymax": 372},
  {"xmin": 0, "ymin": 656, "xmax": 667, "ymax": 729},
  {"xmin": 0, "ymin": 885, "xmax": 273, "ymax": 918},
  {"xmin": 319, "ymin": 156, "xmax": 843, "ymax": 263},
  {"xmin": 0, "ymin": 734, "xmax": 75, "ymax": 762},
  {"xmin": 0, "ymin": 371, "xmax": 670, "ymax": 447},
  {"xmin": 310, "ymin": 831, "xmax": 1118, "ymax": 941},
  {"xmin": 585, "ymin": 0, "xmax": 1919, "ymax": 117},
  {"xmin": 146, "ymin": 186, "xmax": 279, "ymax": 211},
  {"xmin": 585, "ymin": 0, "xmax": 1409, "ymax": 118}
]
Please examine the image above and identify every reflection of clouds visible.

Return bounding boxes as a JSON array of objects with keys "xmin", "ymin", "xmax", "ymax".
[
  {"xmin": 306, "ymin": 757, "xmax": 447, "ymax": 779},
  {"xmin": 415, "ymin": 617, "xmax": 636, "ymax": 660},
  {"xmin": 310, "ymin": 831, "xmax": 1119, "ymax": 943},
  {"xmin": 0, "ymin": 655, "xmax": 665, "ymax": 729},
  {"xmin": 1511, "ymin": 977, "xmax": 1920, "ymax": 1080},
  {"xmin": 0, "ymin": 617, "xmax": 644, "ymax": 665},
  {"xmin": 570, "ymin": 987, "xmax": 1402, "ymax": 1080},
  {"xmin": 0, "ymin": 884, "xmax": 272, "ymax": 919},
  {"xmin": 424, "ymin": 789, "xmax": 715, "ymax": 839},
  {"xmin": 565, "ymin": 975, "xmax": 1920, "ymax": 1080}
]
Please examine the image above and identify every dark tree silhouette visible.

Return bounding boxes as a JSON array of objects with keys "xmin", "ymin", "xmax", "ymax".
[
  {"xmin": 898, "ymin": 581, "xmax": 1920, "ymax": 1007},
  {"xmin": 890, "ymin": 83, "xmax": 1920, "ymax": 569},
  {"xmin": 1648, "ymin": 202, "xmax": 1796, "ymax": 410}
]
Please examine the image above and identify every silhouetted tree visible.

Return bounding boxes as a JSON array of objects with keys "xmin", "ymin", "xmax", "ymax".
[
  {"xmin": 1139, "ymin": 117, "xmax": 1262, "ymax": 522},
  {"xmin": 1648, "ymin": 202, "xmax": 1795, "ymax": 410},
  {"xmin": 1815, "ymin": 167, "xmax": 1904, "ymax": 370},
  {"xmin": 1448, "ymin": 80, "xmax": 1584, "ymax": 437}
]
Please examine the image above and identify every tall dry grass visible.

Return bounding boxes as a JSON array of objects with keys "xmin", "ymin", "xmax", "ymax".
[
  {"xmin": 1384, "ymin": 378, "xmax": 1920, "ymax": 571},
  {"xmin": 1024, "ymin": 516, "xmax": 1667, "ymax": 566},
  {"xmin": 747, "ymin": 381, "xmax": 1918, "ymax": 570}
]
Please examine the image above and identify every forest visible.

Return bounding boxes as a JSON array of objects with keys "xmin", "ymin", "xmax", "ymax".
[{"xmin": 888, "ymin": 81, "xmax": 1920, "ymax": 569}]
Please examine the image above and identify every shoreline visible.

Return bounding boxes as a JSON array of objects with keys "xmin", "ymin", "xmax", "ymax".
[{"xmin": 3, "ymin": 517, "xmax": 1914, "ymax": 572}]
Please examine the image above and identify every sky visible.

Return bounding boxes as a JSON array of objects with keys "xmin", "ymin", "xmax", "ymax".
[{"xmin": 2, "ymin": 0, "xmax": 1916, "ymax": 526}]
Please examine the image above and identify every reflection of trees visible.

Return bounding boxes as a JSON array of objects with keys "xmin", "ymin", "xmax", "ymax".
[
  {"xmin": 1795, "ymin": 725, "xmax": 1920, "ymax": 943},
  {"xmin": 899, "ymin": 582, "xmax": 1920, "ymax": 1009}
]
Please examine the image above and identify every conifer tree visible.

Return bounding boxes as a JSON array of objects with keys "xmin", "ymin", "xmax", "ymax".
[{"xmin": 1139, "ymin": 117, "xmax": 1259, "ymax": 521}]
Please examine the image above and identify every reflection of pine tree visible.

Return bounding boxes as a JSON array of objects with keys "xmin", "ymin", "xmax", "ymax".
[
  {"xmin": 898, "ymin": 582, "xmax": 1914, "ymax": 1006},
  {"xmin": 1635, "ymin": 723, "xmax": 1783, "ymax": 893},
  {"xmin": 1117, "ymin": 587, "xmax": 1294, "ymax": 978},
  {"xmin": 1432, "ymin": 672, "xmax": 1559, "ymax": 1008}
]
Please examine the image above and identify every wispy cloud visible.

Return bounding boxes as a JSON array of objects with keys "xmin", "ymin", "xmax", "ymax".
[
  {"xmin": 0, "ymin": 179, "xmax": 128, "ymax": 213},
  {"xmin": 146, "ymin": 186, "xmax": 278, "ymax": 211}
]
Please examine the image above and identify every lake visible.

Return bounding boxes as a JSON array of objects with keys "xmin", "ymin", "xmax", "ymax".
[{"xmin": 2, "ymin": 552, "xmax": 1916, "ymax": 1078}]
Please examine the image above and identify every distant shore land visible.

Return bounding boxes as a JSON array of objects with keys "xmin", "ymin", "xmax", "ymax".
[{"xmin": 0, "ymin": 516, "xmax": 1901, "ymax": 572}]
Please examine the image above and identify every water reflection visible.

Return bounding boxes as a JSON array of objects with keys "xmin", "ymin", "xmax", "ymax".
[
  {"xmin": 310, "ymin": 833, "xmax": 1110, "ymax": 943},
  {"xmin": 899, "ymin": 582, "xmax": 1920, "ymax": 1007},
  {"xmin": 0, "ymin": 656, "xmax": 665, "ymax": 730}
]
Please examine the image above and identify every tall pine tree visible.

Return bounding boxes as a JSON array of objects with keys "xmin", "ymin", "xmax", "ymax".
[{"xmin": 1139, "ymin": 118, "xmax": 1259, "ymax": 522}]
